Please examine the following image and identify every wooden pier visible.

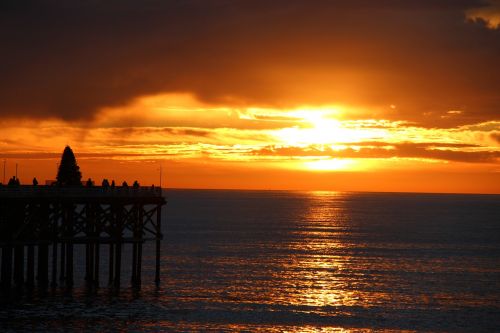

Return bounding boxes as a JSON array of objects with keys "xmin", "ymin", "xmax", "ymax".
[{"xmin": 0, "ymin": 185, "xmax": 165, "ymax": 291}]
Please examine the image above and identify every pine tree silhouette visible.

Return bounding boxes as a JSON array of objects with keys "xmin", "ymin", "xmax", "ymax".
[{"xmin": 56, "ymin": 146, "xmax": 82, "ymax": 187}]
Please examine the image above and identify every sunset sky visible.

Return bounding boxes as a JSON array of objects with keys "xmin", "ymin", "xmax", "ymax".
[{"xmin": 1, "ymin": 0, "xmax": 499, "ymax": 193}]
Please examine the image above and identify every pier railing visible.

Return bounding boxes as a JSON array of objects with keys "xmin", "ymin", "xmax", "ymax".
[{"xmin": 0, "ymin": 185, "xmax": 162, "ymax": 198}]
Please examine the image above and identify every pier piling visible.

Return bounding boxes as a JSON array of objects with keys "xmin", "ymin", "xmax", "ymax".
[
  {"xmin": 26, "ymin": 245, "xmax": 35, "ymax": 288},
  {"xmin": 13, "ymin": 245, "xmax": 24, "ymax": 287}
]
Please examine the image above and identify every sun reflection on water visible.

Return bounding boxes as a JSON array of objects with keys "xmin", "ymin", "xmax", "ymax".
[{"xmin": 278, "ymin": 191, "xmax": 363, "ymax": 308}]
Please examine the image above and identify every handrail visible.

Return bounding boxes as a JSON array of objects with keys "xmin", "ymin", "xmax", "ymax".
[{"xmin": 0, "ymin": 185, "xmax": 162, "ymax": 198}]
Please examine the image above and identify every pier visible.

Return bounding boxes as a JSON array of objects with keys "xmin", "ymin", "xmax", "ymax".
[{"xmin": 0, "ymin": 185, "xmax": 165, "ymax": 291}]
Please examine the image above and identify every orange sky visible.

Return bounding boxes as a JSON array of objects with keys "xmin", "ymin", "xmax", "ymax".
[{"xmin": 1, "ymin": 1, "xmax": 499, "ymax": 193}]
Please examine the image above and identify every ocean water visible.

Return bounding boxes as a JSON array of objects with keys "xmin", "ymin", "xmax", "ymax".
[{"xmin": 1, "ymin": 189, "xmax": 500, "ymax": 332}]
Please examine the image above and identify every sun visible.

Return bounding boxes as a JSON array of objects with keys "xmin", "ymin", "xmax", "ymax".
[
  {"xmin": 304, "ymin": 158, "xmax": 354, "ymax": 171},
  {"xmin": 274, "ymin": 107, "xmax": 382, "ymax": 146},
  {"xmin": 268, "ymin": 107, "xmax": 388, "ymax": 171}
]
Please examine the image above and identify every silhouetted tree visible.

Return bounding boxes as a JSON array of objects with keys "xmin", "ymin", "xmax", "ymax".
[
  {"xmin": 133, "ymin": 180, "xmax": 139, "ymax": 189},
  {"xmin": 56, "ymin": 146, "xmax": 82, "ymax": 187},
  {"xmin": 122, "ymin": 181, "xmax": 128, "ymax": 188},
  {"xmin": 111, "ymin": 180, "xmax": 116, "ymax": 188},
  {"xmin": 32, "ymin": 177, "xmax": 38, "ymax": 186},
  {"xmin": 102, "ymin": 178, "xmax": 110, "ymax": 188}
]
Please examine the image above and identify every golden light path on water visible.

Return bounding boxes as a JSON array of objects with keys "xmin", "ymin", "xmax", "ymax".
[
  {"xmin": 306, "ymin": 195, "xmax": 359, "ymax": 307},
  {"xmin": 279, "ymin": 191, "xmax": 364, "ymax": 309}
]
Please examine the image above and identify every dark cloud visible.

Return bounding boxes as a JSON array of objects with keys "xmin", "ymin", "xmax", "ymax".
[
  {"xmin": 1, "ymin": 0, "xmax": 499, "ymax": 127},
  {"xmin": 104, "ymin": 126, "xmax": 211, "ymax": 137},
  {"xmin": 252, "ymin": 142, "xmax": 500, "ymax": 163},
  {"xmin": 162, "ymin": 128, "xmax": 211, "ymax": 137}
]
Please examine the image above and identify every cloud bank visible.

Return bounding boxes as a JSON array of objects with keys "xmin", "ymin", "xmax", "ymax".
[{"xmin": 0, "ymin": 0, "xmax": 499, "ymax": 127}]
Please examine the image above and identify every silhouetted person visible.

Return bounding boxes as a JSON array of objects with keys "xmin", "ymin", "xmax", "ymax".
[
  {"xmin": 56, "ymin": 146, "xmax": 82, "ymax": 187},
  {"xmin": 7, "ymin": 176, "xmax": 20, "ymax": 186},
  {"xmin": 86, "ymin": 178, "xmax": 93, "ymax": 187},
  {"xmin": 133, "ymin": 180, "xmax": 139, "ymax": 189},
  {"xmin": 32, "ymin": 177, "xmax": 38, "ymax": 186},
  {"xmin": 8, "ymin": 176, "xmax": 16, "ymax": 186},
  {"xmin": 102, "ymin": 178, "xmax": 110, "ymax": 188}
]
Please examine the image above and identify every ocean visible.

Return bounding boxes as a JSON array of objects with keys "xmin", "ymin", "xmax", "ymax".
[{"xmin": 1, "ymin": 189, "xmax": 499, "ymax": 332}]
